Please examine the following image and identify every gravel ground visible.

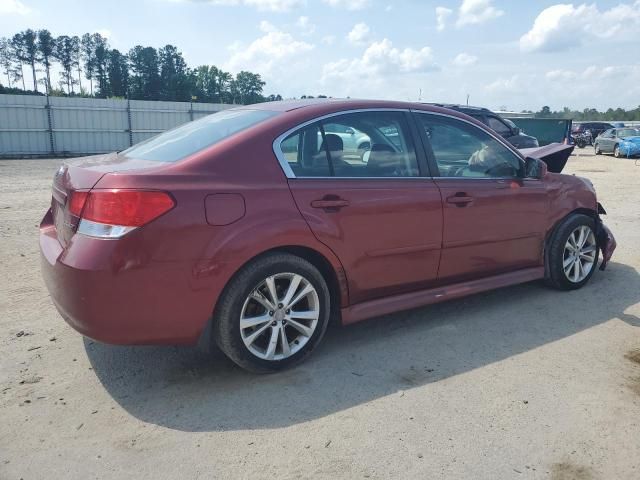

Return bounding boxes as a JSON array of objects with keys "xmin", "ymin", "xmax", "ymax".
[{"xmin": 1, "ymin": 150, "xmax": 639, "ymax": 480}]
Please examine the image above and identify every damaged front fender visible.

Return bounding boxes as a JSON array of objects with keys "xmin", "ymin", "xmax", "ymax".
[{"xmin": 595, "ymin": 203, "xmax": 616, "ymax": 270}]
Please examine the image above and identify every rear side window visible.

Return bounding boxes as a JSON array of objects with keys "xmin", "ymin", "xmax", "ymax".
[
  {"xmin": 416, "ymin": 113, "xmax": 523, "ymax": 178},
  {"xmin": 486, "ymin": 116, "xmax": 511, "ymax": 136},
  {"xmin": 281, "ymin": 111, "xmax": 419, "ymax": 178},
  {"xmin": 123, "ymin": 109, "xmax": 278, "ymax": 162}
]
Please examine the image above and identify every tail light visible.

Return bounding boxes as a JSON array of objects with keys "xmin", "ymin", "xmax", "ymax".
[{"xmin": 71, "ymin": 189, "xmax": 175, "ymax": 238}]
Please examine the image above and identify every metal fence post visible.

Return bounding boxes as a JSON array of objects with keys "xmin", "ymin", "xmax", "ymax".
[
  {"xmin": 126, "ymin": 98, "xmax": 133, "ymax": 147},
  {"xmin": 45, "ymin": 95, "xmax": 55, "ymax": 155},
  {"xmin": 189, "ymin": 100, "xmax": 194, "ymax": 121}
]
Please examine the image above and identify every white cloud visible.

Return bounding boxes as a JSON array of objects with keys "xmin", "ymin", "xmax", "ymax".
[
  {"xmin": 456, "ymin": 0, "xmax": 503, "ymax": 27},
  {"xmin": 452, "ymin": 52, "xmax": 477, "ymax": 67},
  {"xmin": 435, "ymin": 6, "xmax": 453, "ymax": 31},
  {"xmin": 485, "ymin": 75, "xmax": 520, "ymax": 93},
  {"xmin": 322, "ymin": 0, "xmax": 369, "ymax": 10},
  {"xmin": 347, "ymin": 22, "xmax": 371, "ymax": 45},
  {"xmin": 295, "ymin": 15, "xmax": 315, "ymax": 35},
  {"xmin": 545, "ymin": 69, "xmax": 576, "ymax": 81},
  {"xmin": 323, "ymin": 39, "xmax": 437, "ymax": 81},
  {"xmin": 225, "ymin": 21, "xmax": 314, "ymax": 74},
  {"xmin": 0, "ymin": 0, "xmax": 31, "ymax": 15},
  {"xmin": 520, "ymin": 1, "xmax": 640, "ymax": 52},
  {"xmin": 206, "ymin": 0, "xmax": 304, "ymax": 12},
  {"xmin": 321, "ymin": 35, "xmax": 336, "ymax": 45}
]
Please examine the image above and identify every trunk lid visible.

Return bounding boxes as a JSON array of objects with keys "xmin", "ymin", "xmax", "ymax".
[{"xmin": 50, "ymin": 153, "xmax": 166, "ymax": 247}]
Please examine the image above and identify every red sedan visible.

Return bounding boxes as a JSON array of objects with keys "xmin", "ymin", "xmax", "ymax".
[{"xmin": 40, "ymin": 99, "xmax": 616, "ymax": 372}]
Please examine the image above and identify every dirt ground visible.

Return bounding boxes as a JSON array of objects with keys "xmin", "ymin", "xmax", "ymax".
[{"xmin": 1, "ymin": 150, "xmax": 639, "ymax": 480}]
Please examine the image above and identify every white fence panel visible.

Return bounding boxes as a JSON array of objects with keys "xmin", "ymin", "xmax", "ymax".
[{"xmin": 0, "ymin": 94, "xmax": 235, "ymax": 158}]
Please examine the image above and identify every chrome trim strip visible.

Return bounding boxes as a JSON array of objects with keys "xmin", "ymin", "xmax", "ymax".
[{"xmin": 272, "ymin": 108, "xmax": 411, "ymax": 179}]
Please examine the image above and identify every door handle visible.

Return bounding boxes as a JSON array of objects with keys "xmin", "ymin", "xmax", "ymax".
[
  {"xmin": 446, "ymin": 193, "xmax": 474, "ymax": 206},
  {"xmin": 311, "ymin": 197, "xmax": 350, "ymax": 210}
]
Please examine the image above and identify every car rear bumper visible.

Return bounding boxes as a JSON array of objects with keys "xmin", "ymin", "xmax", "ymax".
[{"xmin": 39, "ymin": 210, "xmax": 213, "ymax": 345}]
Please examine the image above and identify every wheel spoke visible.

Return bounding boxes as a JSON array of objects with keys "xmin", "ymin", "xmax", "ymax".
[
  {"xmin": 288, "ymin": 284, "xmax": 314, "ymax": 309},
  {"xmin": 576, "ymin": 227, "xmax": 586, "ymax": 248},
  {"xmin": 572, "ymin": 260, "xmax": 580, "ymax": 282},
  {"xmin": 289, "ymin": 309, "xmax": 319, "ymax": 320},
  {"xmin": 265, "ymin": 326, "xmax": 279, "ymax": 360},
  {"xmin": 250, "ymin": 291, "xmax": 275, "ymax": 311},
  {"xmin": 279, "ymin": 327, "xmax": 291, "ymax": 357},
  {"xmin": 281, "ymin": 274, "xmax": 302, "ymax": 307},
  {"xmin": 287, "ymin": 318, "xmax": 314, "ymax": 337},
  {"xmin": 265, "ymin": 276, "xmax": 279, "ymax": 306},
  {"xmin": 240, "ymin": 313, "xmax": 272, "ymax": 330},
  {"xmin": 563, "ymin": 256, "xmax": 574, "ymax": 269},
  {"xmin": 244, "ymin": 321, "xmax": 272, "ymax": 347}
]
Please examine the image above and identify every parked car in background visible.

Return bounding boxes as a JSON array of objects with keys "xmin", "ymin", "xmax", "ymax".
[
  {"xmin": 426, "ymin": 104, "xmax": 539, "ymax": 148},
  {"xmin": 594, "ymin": 128, "xmax": 640, "ymax": 157},
  {"xmin": 40, "ymin": 99, "xmax": 616, "ymax": 373},
  {"xmin": 572, "ymin": 122, "xmax": 614, "ymax": 144}
]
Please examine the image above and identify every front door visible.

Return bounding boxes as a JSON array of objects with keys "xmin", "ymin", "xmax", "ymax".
[
  {"xmin": 413, "ymin": 111, "xmax": 549, "ymax": 282},
  {"xmin": 280, "ymin": 110, "xmax": 443, "ymax": 304}
]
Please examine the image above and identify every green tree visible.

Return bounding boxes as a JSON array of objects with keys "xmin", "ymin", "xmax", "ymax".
[
  {"xmin": 107, "ymin": 49, "xmax": 129, "ymax": 97},
  {"xmin": 158, "ymin": 44, "xmax": 192, "ymax": 101},
  {"xmin": 37, "ymin": 29, "xmax": 55, "ymax": 93},
  {"xmin": 81, "ymin": 33, "xmax": 96, "ymax": 95},
  {"xmin": 128, "ymin": 45, "xmax": 160, "ymax": 100},
  {"xmin": 12, "ymin": 30, "xmax": 38, "ymax": 92},
  {"xmin": 91, "ymin": 33, "xmax": 109, "ymax": 97},
  {"xmin": 0, "ymin": 38, "xmax": 19, "ymax": 88},
  {"xmin": 53, "ymin": 35, "xmax": 77, "ymax": 93},
  {"xmin": 234, "ymin": 71, "xmax": 265, "ymax": 104}
]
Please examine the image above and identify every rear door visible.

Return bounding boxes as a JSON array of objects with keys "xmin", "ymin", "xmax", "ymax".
[
  {"xmin": 413, "ymin": 111, "xmax": 548, "ymax": 282},
  {"xmin": 278, "ymin": 110, "xmax": 443, "ymax": 304}
]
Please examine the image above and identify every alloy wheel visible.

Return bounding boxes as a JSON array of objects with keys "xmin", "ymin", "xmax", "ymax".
[
  {"xmin": 240, "ymin": 273, "xmax": 320, "ymax": 361},
  {"xmin": 563, "ymin": 225, "xmax": 597, "ymax": 283}
]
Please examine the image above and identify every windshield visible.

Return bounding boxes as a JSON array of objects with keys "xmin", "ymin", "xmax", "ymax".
[
  {"xmin": 618, "ymin": 128, "xmax": 640, "ymax": 137},
  {"xmin": 123, "ymin": 109, "xmax": 278, "ymax": 162}
]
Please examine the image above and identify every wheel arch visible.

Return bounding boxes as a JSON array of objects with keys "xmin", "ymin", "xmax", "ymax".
[
  {"xmin": 543, "ymin": 207, "xmax": 598, "ymax": 278},
  {"xmin": 198, "ymin": 244, "xmax": 348, "ymax": 351}
]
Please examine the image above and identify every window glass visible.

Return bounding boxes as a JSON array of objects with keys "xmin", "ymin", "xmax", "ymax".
[
  {"xmin": 282, "ymin": 123, "xmax": 331, "ymax": 177},
  {"xmin": 486, "ymin": 116, "xmax": 512, "ymax": 136},
  {"xmin": 417, "ymin": 113, "xmax": 523, "ymax": 178},
  {"xmin": 124, "ymin": 109, "xmax": 278, "ymax": 162},
  {"xmin": 280, "ymin": 111, "xmax": 419, "ymax": 178}
]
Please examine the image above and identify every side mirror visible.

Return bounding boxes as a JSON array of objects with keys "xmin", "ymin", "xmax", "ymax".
[
  {"xmin": 525, "ymin": 156, "xmax": 547, "ymax": 179},
  {"xmin": 345, "ymin": 127, "xmax": 355, "ymax": 135},
  {"xmin": 512, "ymin": 127, "xmax": 521, "ymax": 136}
]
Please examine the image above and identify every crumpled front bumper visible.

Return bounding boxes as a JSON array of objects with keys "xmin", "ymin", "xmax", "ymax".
[{"xmin": 595, "ymin": 202, "xmax": 616, "ymax": 270}]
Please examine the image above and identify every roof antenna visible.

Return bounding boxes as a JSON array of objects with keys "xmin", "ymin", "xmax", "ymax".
[
  {"xmin": 466, "ymin": 94, "xmax": 470, "ymax": 106},
  {"xmin": 418, "ymin": 88, "xmax": 422, "ymax": 101}
]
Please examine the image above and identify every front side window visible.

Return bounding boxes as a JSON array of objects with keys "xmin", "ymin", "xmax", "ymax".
[
  {"xmin": 281, "ymin": 111, "xmax": 419, "ymax": 178},
  {"xmin": 416, "ymin": 113, "xmax": 523, "ymax": 178},
  {"xmin": 124, "ymin": 109, "xmax": 278, "ymax": 162}
]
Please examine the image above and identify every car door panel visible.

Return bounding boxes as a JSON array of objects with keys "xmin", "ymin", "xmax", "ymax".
[
  {"xmin": 288, "ymin": 179, "xmax": 443, "ymax": 304},
  {"xmin": 434, "ymin": 178, "xmax": 548, "ymax": 282},
  {"xmin": 412, "ymin": 111, "xmax": 549, "ymax": 282}
]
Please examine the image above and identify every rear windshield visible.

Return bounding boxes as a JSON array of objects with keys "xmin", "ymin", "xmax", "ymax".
[{"xmin": 123, "ymin": 109, "xmax": 278, "ymax": 162}]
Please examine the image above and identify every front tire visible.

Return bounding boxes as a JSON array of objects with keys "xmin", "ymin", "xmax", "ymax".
[
  {"xmin": 594, "ymin": 143, "xmax": 601, "ymax": 155},
  {"xmin": 213, "ymin": 253, "xmax": 331, "ymax": 373},
  {"xmin": 546, "ymin": 214, "xmax": 599, "ymax": 291},
  {"xmin": 614, "ymin": 144, "xmax": 621, "ymax": 158}
]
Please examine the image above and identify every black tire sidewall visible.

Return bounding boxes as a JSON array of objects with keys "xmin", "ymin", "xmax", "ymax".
[
  {"xmin": 214, "ymin": 254, "xmax": 330, "ymax": 373},
  {"xmin": 547, "ymin": 214, "xmax": 599, "ymax": 290}
]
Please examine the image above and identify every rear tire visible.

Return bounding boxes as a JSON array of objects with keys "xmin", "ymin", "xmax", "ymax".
[
  {"xmin": 213, "ymin": 253, "xmax": 331, "ymax": 373},
  {"xmin": 614, "ymin": 144, "xmax": 620, "ymax": 158},
  {"xmin": 546, "ymin": 214, "xmax": 599, "ymax": 291},
  {"xmin": 594, "ymin": 143, "xmax": 601, "ymax": 155}
]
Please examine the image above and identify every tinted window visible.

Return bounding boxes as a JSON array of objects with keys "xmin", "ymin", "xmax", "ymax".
[
  {"xmin": 124, "ymin": 109, "xmax": 278, "ymax": 162},
  {"xmin": 281, "ymin": 111, "xmax": 419, "ymax": 178},
  {"xmin": 618, "ymin": 128, "xmax": 640, "ymax": 137},
  {"xmin": 486, "ymin": 116, "xmax": 512, "ymax": 136},
  {"xmin": 416, "ymin": 113, "xmax": 523, "ymax": 178}
]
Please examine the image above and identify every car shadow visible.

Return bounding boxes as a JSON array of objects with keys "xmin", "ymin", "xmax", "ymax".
[{"xmin": 85, "ymin": 261, "xmax": 640, "ymax": 432}]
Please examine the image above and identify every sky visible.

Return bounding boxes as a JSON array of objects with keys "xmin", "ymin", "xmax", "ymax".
[{"xmin": 1, "ymin": 0, "xmax": 639, "ymax": 111}]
